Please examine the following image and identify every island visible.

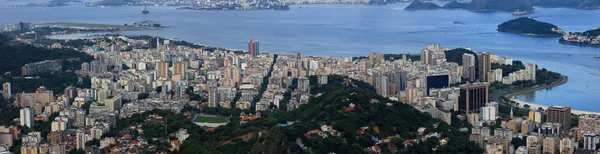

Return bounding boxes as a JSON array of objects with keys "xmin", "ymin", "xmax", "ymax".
[
  {"xmin": 560, "ymin": 28, "xmax": 600, "ymax": 47},
  {"xmin": 404, "ymin": 0, "xmax": 441, "ymax": 11},
  {"xmin": 497, "ymin": 17, "xmax": 563, "ymax": 36},
  {"xmin": 406, "ymin": 0, "xmax": 534, "ymax": 12}
]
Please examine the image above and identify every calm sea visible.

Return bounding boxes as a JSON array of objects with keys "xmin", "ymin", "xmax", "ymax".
[{"xmin": 1, "ymin": 2, "xmax": 599, "ymax": 111}]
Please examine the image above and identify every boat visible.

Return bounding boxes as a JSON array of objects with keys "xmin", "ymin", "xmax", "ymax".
[
  {"xmin": 512, "ymin": 10, "xmax": 533, "ymax": 16},
  {"xmin": 596, "ymin": 50, "xmax": 600, "ymax": 58},
  {"xmin": 453, "ymin": 21, "xmax": 463, "ymax": 24},
  {"xmin": 142, "ymin": 6, "xmax": 149, "ymax": 14}
]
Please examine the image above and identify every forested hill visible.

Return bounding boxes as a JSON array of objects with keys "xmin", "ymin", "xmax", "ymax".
[
  {"xmin": 169, "ymin": 75, "xmax": 483, "ymax": 153},
  {"xmin": 497, "ymin": 17, "xmax": 563, "ymax": 36},
  {"xmin": 404, "ymin": 0, "xmax": 441, "ymax": 10},
  {"xmin": 583, "ymin": 28, "xmax": 600, "ymax": 36},
  {"xmin": 0, "ymin": 34, "xmax": 93, "ymax": 74}
]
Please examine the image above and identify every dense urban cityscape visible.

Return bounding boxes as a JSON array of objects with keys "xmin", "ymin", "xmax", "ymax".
[{"xmin": 0, "ymin": 0, "xmax": 599, "ymax": 153}]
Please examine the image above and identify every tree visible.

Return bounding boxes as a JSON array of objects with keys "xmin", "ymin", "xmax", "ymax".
[
  {"xmin": 86, "ymin": 139, "xmax": 100, "ymax": 146},
  {"xmin": 511, "ymin": 137, "xmax": 525, "ymax": 148}
]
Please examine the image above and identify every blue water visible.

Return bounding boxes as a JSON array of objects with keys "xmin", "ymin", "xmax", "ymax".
[{"xmin": 1, "ymin": 3, "xmax": 599, "ymax": 111}]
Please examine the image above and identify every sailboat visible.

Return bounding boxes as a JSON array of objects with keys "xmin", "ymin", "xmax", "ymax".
[{"xmin": 596, "ymin": 50, "xmax": 600, "ymax": 58}]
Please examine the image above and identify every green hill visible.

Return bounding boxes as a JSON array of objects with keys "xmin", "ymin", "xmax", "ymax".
[
  {"xmin": 497, "ymin": 17, "xmax": 563, "ymax": 36},
  {"xmin": 404, "ymin": 0, "xmax": 442, "ymax": 10},
  {"xmin": 583, "ymin": 28, "xmax": 600, "ymax": 36},
  {"xmin": 443, "ymin": 1, "xmax": 470, "ymax": 9},
  {"xmin": 0, "ymin": 34, "xmax": 94, "ymax": 75},
  {"xmin": 166, "ymin": 75, "xmax": 483, "ymax": 153}
]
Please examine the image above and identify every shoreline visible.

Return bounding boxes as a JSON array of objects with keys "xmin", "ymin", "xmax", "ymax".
[
  {"xmin": 511, "ymin": 99, "xmax": 600, "ymax": 115},
  {"xmin": 505, "ymin": 76, "xmax": 600, "ymax": 115},
  {"xmin": 497, "ymin": 29, "xmax": 563, "ymax": 37},
  {"xmin": 559, "ymin": 39, "xmax": 600, "ymax": 47}
]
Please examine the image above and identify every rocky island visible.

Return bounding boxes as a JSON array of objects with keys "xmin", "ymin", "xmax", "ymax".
[
  {"xmin": 404, "ymin": 0, "xmax": 441, "ymax": 10},
  {"xmin": 497, "ymin": 17, "xmax": 563, "ymax": 36}
]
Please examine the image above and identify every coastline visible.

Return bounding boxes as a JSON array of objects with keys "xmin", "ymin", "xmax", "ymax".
[
  {"xmin": 502, "ymin": 76, "xmax": 600, "ymax": 115},
  {"xmin": 497, "ymin": 29, "xmax": 563, "ymax": 37},
  {"xmin": 559, "ymin": 39, "xmax": 600, "ymax": 47},
  {"xmin": 511, "ymin": 99, "xmax": 600, "ymax": 115}
]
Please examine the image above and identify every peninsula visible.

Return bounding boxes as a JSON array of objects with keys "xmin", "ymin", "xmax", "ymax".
[
  {"xmin": 560, "ymin": 28, "xmax": 600, "ymax": 47},
  {"xmin": 497, "ymin": 17, "xmax": 563, "ymax": 36}
]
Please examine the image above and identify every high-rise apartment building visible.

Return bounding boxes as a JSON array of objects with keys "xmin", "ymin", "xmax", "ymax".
[
  {"xmin": 548, "ymin": 105, "xmax": 571, "ymax": 131},
  {"xmin": 462, "ymin": 53, "xmax": 476, "ymax": 81},
  {"xmin": 20, "ymin": 108, "xmax": 34, "ymax": 128},
  {"xmin": 297, "ymin": 77, "xmax": 310, "ymax": 93},
  {"xmin": 478, "ymin": 52, "xmax": 491, "ymax": 82},
  {"xmin": 157, "ymin": 62, "xmax": 168, "ymax": 78},
  {"xmin": 376, "ymin": 76, "xmax": 389, "ymax": 97},
  {"xmin": 458, "ymin": 82, "xmax": 489, "ymax": 113},
  {"xmin": 526, "ymin": 63, "xmax": 536, "ymax": 81},
  {"xmin": 208, "ymin": 86, "xmax": 219, "ymax": 108},
  {"xmin": 249, "ymin": 40, "xmax": 260, "ymax": 57},
  {"xmin": 584, "ymin": 133, "xmax": 597, "ymax": 150}
]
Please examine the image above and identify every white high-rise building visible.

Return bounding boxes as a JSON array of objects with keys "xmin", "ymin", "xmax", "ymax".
[
  {"xmin": 20, "ymin": 108, "xmax": 34, "ymax": 128},
  {"xmin": 481, "ymin": 106, "xmax": 497, "ymax": 121},
  {"xmin": 584, "ymin": 133, "xmax": 597, "ymax": 150},
  {"xmin": 51, "ymin": 117, "xmax": 68, "ymax": 132},
  {"xmin": 526, "ymin": 63, "xmax": 536, "ymax": 81},
  {"xmin": 76, "ymin": 128, "xmax": 88, "ymax": 149}
]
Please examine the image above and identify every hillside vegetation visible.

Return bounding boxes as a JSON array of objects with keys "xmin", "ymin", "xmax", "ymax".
[
  {"xmin": 497, "ymin": 17, "xmax": 563, "ymax": 36},
  {"xmin": 404, "ymin": 0, "xmax": 442, "ymax": 10},
  {"xmin": 0, "ymin": 34, "xmax": 94, "ymax": 74},
  {"xmin": 168, "ymin": 75, "xmax": 483, "ymax": 153}
]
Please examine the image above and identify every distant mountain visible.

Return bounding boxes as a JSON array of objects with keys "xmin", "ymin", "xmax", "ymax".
[
  {"xmin": 497, "ymin": 17, "xmax": 563, "ymax": 36},
  {"xmin": 465, "ymin": 0, "xmax": 534, "ymax": 12},
  {"xmin": 443, "ymin": 1, "xmax": 470, "ymax": 9},
  {"xmin": 530, "ymin": 0, "xmax": 600, "ymax": 10},
  {"xmin": 404, "ymin": 0, "xmax": 442, "ymax": 10},
  {"xmin": 411, "ymin": 0, "xmax": 533, "ymax": 12}
]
